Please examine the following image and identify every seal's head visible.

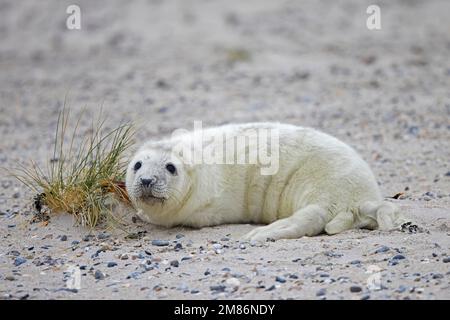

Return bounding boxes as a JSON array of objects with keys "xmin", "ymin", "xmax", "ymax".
[{"xmin": 125, "ymin": 147, "xmax": 192, "ymax": 224}]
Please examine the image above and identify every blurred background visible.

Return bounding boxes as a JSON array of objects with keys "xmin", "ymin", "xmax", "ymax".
[{"xmin": 0, "ymin": 0, "xmax": 449, "ymax": 200}]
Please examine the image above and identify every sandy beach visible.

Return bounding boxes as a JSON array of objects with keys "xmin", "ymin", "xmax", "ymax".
[{"xmin": 0, "ymin": 0, "xmax": 449, "ymax": 299}]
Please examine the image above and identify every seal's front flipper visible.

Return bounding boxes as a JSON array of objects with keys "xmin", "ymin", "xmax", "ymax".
[{"xmin": 243, "ymin": 204, "xmax": 328, "ymax": 242}]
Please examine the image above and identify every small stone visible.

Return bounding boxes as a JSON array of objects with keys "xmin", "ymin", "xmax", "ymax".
[
  {"xmin": 94, "ymin": 270, "xmax": 105, "ymax": 280},
  {"xmin": 442, "ymin": 257, "xmax": 450, "ymax": 263},
  {"xmin": 432, "ymin": 273, "xmax": 443, "ymax": 279},
  {"xmin": 119, "ymin": 254, "xmax": 129, "ymax": 260},
  {"xmin": 5, "ymin": 275, "xmax": 15, "ymax": 281},
  {"xmin": 226, "ymin": 277, "xmax": 240, "ymax": 289},
  {"xmin": 60, "ymin": 235, "xmax": 68, "ymax": 241},
  {"xmin": 174, "ymin": 243, "xmax": 183, "ymax": 250},
  {"xmin": 152, "ymin": 240, "xmax": 169, "ymax": 246},
  {"xmin": 350, "ymin": 260, "xmax": 361, "ymax": 265},
  {"xmin": 375, "ymin": 246, "xmax": 390, "ymax": 254},
  {"xmin": 98, "ymin": 232, "xmax": 110, "ymax": 240},
  {"xmin": 275, "ymin": 276, "xmax": 286, "ymax": 283},
  {"xmin": 175, "ymin": 234, "xmax": 185, "ymax": 239},
  {"xmin": 127, "ymin": 272, "xmax": 141, "ymax": 280},
  {"xmin": 14, "ymin": 257, "xmax": 27, "ymax": 266},
  {"xmin": 239, "ymin": 244, "xmax": 246, "ymax": 249},
  {"xmin": 361, "ymin": 295, "xmax": 370, "ymax": 300},
  {"xmin": 316, "ymin": 288, "xmax": 326, "ymax": 296},
  {"xmin": 210, "ymin": 285, "xmax": 226, "ymax": 292},
  {"xmin": 212, "ymin": 243, "xmax": 223, "ymax": 250},
  {"xmin": 170, "ymin": 260, "xmax": 179, "ymax": 268},
  {"xmin": 71, "ymin": 240, "xmax": 80, "ymax": 246},
  {"xmin": 396, "ymin": 285, "xmax": 407, "ymax": 293},
  {"xmin": 392, "ymin": 254, "xmax": 406, "ymax": 260},
  {"xmin": 350, "ymin": 286, "xmax": 362, "ymax": 293},
  {"xmin": 266, "ymin": 285, "xmax": 276, "ymax": 291},
  {"xmin": 107, "ymin": 262, "xmax": 117, "ymax": 268}
]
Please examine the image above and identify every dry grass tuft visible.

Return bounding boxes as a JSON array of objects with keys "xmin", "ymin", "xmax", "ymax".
[{"xmin": 10, "ymin": 106, "xmax": 134, "ymax": 227}]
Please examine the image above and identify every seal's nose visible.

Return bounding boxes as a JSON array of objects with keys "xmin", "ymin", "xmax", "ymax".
[{"xmin": 140, "ymin": 178, "xmax": 155, "ymax": 188}]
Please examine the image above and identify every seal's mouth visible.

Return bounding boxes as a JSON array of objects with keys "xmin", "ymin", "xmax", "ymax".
[{"xmin": 139, "ymin": 193, "xmax": 167, "ymax": 204}]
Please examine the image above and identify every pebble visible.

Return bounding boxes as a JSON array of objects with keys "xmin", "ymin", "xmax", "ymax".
[
  {"xmin": 212, "ymin": 243, "xmax": 223, "ymax": 250},
  {"xmin": 350, "ymin": 286, "xmax": 362, "ymax": 293},
  {"xmin": 152, "ymin": 240, "xmax": 169, "ymax": 247},
  {"xmin": 174, "ymin": 243, "xmax": 183, "ymax": 250},
  {"xmin": 94, "ymin": 270, "xmax": 105, "ymax": 280},
  {"xmin": 316, "ymin": 288, "xmax": 326, "ymax": 296},
  {"xmin": 432, "ymin": 273, "xmax": 443, "ymax": 279},
  {"xmin": 350, "ymin": 260, "xmax": 361, "ymax": 265},
  {"xmin": 14, "ymin": 257, "xmax": 27, "ymax": 266},
  {"xmin": 226, "ymin": 277, "xmax": 240, "ymax": 289},
  {"xmin": 392, "ymin": 254, "xmax": 406, "ymax": 260},
  {"xmin": 170, "ymin": 260, "xmax": 179, "ymax": 268},
  {"xmin": 5, "ymin": 275, "xmax": 15, "ymax": 281},
  {"xmin": 275, "ymin": 276, "xmax": 286, "ymax": 283},
  {"xmin": 210, "ymin": 285, "xmax": 226, "ymax": 292},
  {"xmin": 442, "ymin": 257, "xmax": 450, "ymax": 263},
  {"xmin": 119, "ymin": 254, "xmax": 129, "ymax": 260},
  {"xmin": 266, "ymin": 285, "xmax": 276, "ymax": 291},
  {"xmin": 107, "ymin": 262, "xmax": 117, "ymax": 268},
  {"xmin": 375, "ymin": 246, "xmax": 390, "ymax": 254},
  {"xmin": 175, "ymin": 234, "xmax": 184, "ymax": 239},
  {"xmin": 60, "ymin": 235, "xmax": 68, "ymax": 241}
]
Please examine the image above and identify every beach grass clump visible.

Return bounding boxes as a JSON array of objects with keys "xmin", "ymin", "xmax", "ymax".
[{"xmin": 12, "ymin": 107, "xmax": 134, "ymax": 227}]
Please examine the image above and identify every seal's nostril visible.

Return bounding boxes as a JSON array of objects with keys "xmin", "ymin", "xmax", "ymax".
[{"xmin": 140, "ymin": 178, "xmax": 154, "ymax": 188}]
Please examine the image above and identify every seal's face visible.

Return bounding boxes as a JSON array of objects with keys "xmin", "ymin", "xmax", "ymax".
[{"xmin": 125, "ymin": 148, "xmax": 191, "ymax": 220}]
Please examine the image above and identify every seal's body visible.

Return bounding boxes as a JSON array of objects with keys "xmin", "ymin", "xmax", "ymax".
[{"xmin": 126, "ymin": 123, "xmax": 408, "ymax": 241}]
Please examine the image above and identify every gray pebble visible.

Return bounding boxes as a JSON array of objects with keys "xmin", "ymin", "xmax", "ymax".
[
  {"xmin": 375, "ymin": 246, "xmax": 390, "ymax": 254},
  {"xmin": 316, "ymin": 288, "xmax": 326, "ymax": 296},
  {"xmin": 94, "ymin": 270, "xmax": 105, "ymax": 280},
  {"xmin": 392, "ymin": 254, "xmax": 406, "ymax": 260},
  {"xmin": 275, "ymin": 276, "xmax": 286, "ymax": 283},
  {"xmin": 210, "ymin": 285, "xmax": 226, "ymax": 292},
  {"xmin": 443, "ymin": 257, "xmax": 450, "ymax": 263},
  {"xmin": 107, "ymin": 262, "xmax": 117, "ymax": 268},
  {"xmin": 152, "ymin": 240, "xmax": 169, "ymax": 246},
  {"xmin": 350, "ymin": 286, "xmax": 362, "ymax": 293},
  {"xmin": 14, "ymin": 257, "xmax": 27, "ymax": 266},
  {"xmin": 60, "ymin": 235, "xmax": 68, "ymax": 241},
  {"xmin": 170, "ymin": 260, "xmax": 179, "ymax": 268}
]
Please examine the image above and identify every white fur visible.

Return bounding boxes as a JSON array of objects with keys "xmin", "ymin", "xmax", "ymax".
[{"xmin": 126, "ymin": 123, "xmax": 409, "ymax": 241}]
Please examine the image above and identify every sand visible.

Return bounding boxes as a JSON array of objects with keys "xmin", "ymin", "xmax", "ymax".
[{"xmin": 0, "ymin": 0, "xmax": 449, "ymax": 300}]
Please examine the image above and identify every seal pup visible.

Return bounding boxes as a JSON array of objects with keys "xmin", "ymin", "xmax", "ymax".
[{"xmin": 125, "ymin": 123, "xmax": 410, "ymax": 242}]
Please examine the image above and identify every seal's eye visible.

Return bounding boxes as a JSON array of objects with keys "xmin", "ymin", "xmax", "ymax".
[
  {"xmin": 165, "ymin": 163, "xmax": 176, "ymax": 175},
  {"xmin": 134, "ymin": 161, "xmax": 142, "ymax": 172}
]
